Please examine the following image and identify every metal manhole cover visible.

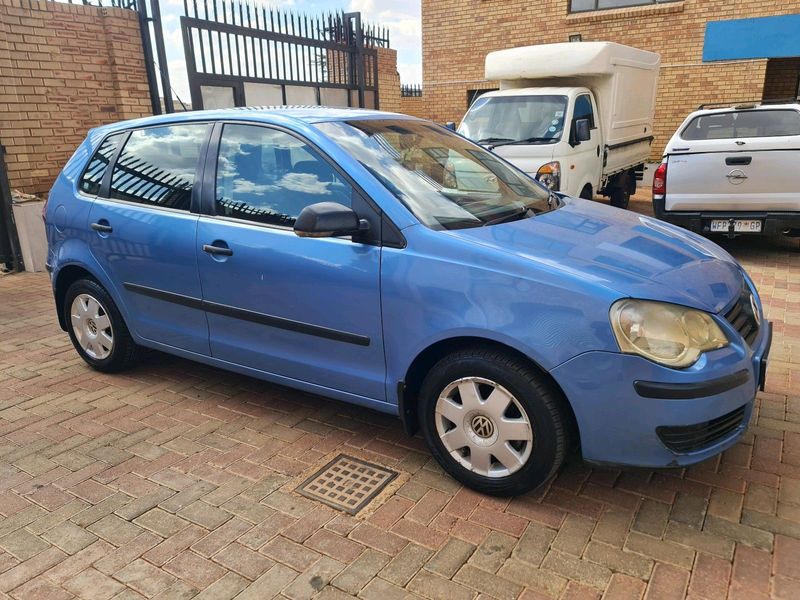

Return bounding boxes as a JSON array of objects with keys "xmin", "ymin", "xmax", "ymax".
[{"xmin": 296, "ymin": 454, "xmax": 398, "ymax": 515}]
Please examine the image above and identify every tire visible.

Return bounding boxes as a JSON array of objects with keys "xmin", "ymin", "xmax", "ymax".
[
  {"xmin": 418, "ymin": 347, "xmax": 569, "ymax": 496},
  {"xmin": 609, "ymin": 188, "xmax": 630, "ymax": 209},
  {"xmin": 579, "ymin": 185, "xmax": 593, "ymax": 200},
  {"xmin": 64, "ymin": 278, "xmax": 140, "ymax": 373}
]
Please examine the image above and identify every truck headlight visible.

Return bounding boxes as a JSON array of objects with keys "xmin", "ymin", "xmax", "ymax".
[
  {"xmin": 610, "ymin": 299, "xmax": 728, "ymax": 368},
  {"xmin": 536, "ymin": 161, "xmax": 560, "ymax": 191}
]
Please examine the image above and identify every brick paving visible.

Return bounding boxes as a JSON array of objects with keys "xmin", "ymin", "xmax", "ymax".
[{"xmin": 1, "ymin": 195, "xmax": 799, "ymax": 599}]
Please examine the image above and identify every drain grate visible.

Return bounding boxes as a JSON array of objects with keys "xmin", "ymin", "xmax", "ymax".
[{"xmin": 296, "ymin": 454, "xmax": 398, "ymax": 515}]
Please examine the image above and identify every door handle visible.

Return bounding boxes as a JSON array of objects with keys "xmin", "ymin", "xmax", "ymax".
[
  {"xmin": 90, "ymin": 222, "xmax": 113, "ymax": 233},
  {"xmin": 202, "ymin": 244, "xmax": 233, "ymax": 257},
  {"xmin": 725, "ymin": 156, "xmax": 752, "ymax": 166}
]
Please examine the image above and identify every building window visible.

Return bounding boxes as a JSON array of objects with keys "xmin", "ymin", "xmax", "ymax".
[
  {"xmin": 570, "ymin": 0, "xmax": 679, "ymax": 13},
  {"xmin": 467, "ymin": 88, "xmax": 499, "ymax": 109}
]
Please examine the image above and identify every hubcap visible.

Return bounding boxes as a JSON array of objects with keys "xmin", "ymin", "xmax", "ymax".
[
  {"xmin": 435, "ymin": 377, "xmax": 533, "ymax": 478},
  {"xmin": 70, "ymin": 293, "xmax": 114, "ymax": 360}
]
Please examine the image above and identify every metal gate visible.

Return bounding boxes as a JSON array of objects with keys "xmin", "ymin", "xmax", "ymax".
[{"xmin": 180, "ymin": 1, "xmax": 388, "ymax": 111}]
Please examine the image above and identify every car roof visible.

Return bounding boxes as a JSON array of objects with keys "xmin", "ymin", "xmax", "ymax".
[
  {"xmin": 689, "ymin": 103, "xmax": 800, "ymax": 118},
  {"xmin": 90, "ymin": 105, "xmax": 417, "ymax": 136}
]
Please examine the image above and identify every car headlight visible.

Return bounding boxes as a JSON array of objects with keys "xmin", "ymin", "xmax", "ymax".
[
  {"xmin": 610, "ymin": 299, "xmax": 728, "ymax": 368},
  {"xmin": 536, "ymin": 161, "xmax": 560, "ymax": 191}
]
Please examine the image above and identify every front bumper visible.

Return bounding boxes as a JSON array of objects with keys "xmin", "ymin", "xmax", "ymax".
[
  {"xmin": 652, "ymin": 201, "xmax": 800, "ymax": 235},
  {"xmin": 550, "ymin": 320, "xmax": 772, "ymax": 468}
]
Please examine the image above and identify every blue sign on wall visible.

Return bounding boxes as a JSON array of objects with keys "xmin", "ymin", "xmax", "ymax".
[{"xmin": 704, "ymin": 14, "xmax": 800, "ymax": 62}]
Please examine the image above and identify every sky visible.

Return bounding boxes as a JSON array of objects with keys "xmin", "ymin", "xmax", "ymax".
[{"xmin": 157, "ymin": 0, "xmax": 422, "ymax": 106}]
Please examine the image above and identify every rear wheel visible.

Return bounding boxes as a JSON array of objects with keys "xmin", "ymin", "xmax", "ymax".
[
  {"xmin": 609, "ymin": 188, "xmax": 630, "ymax": 209},
  {"xmin": 419, "ymin": 348, "xmax": 569, "ymax": 496},
  {"xmin": 64, "ymin": 279, "xmax": 140, "ymax": 373},
  {"xmin": 579, "ymin": 185, "xmax": 593, "ymax": 200}
]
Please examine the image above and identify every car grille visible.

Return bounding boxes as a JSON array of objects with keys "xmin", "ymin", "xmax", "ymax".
[
  {"xmin": 723, "ymin": 287, "xmax": 759, "ymax": 347},
  {"xmin": 656, "ymin": 405, "xmax": 747, "ymax": 454}
]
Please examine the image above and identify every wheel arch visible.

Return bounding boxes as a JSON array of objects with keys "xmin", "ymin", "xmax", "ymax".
[
  {"xmin": 398, "ymin": 336, "xmax": 579, "ymax": 445},
  {"xmin": 54, "ymin": 264, "xmax": 99, "ymax": 331}
]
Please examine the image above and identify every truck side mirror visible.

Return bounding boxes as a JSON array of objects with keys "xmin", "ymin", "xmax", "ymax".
[
  {"xmin": 573, "ymin": 118, "xmax": 591, "ymax": 144},
  {"xmin": 444, "ymin": 122, "xmax": 456, "ymax": 131}
]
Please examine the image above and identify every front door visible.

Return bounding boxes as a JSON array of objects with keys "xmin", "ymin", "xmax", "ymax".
[
  {"xmin": 568, "ymin": 93, "xmax": 602, "ymax": 197},
  {"xmin": 197, "ymin": 123, "xmax": 386, "ymax": 401},
  {"xmin": 87, "ymin": 122, "xmax": 211, "ymax": 354}
]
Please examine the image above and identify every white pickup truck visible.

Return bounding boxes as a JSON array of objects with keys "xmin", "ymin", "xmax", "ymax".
[
  {"xmin": 653, "ymin": 102, "xmax": 800, "ymax": 237},
  {"xmin": 458, "ymin": 42, "xmax": 661, "ymax": 208}
]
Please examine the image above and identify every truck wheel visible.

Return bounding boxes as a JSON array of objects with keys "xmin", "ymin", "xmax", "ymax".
[
  {"xmin": 418, "ymin": 347, "xmax": 569, "ymax": 496},
  {"xmin": 64, "ymin": 278, "xmax": 140, "ymax": 373},
  {"xmin": 579, "ymin": 185, "xmax": 593, "ymax": 200},
  {"xmin": 609, "ymin": 189, "xmax": 630, "ymax": 209}
]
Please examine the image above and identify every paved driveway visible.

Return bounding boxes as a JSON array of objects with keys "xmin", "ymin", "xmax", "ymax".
[{"xmin": 0, "ymin": 196, "xmax": 798, "ymax": 600}]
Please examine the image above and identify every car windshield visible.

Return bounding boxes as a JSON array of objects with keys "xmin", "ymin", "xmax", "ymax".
[
  {"xmin": 458, "ymin": 95, "xmax": 568, "ymax": 145},
  {"xmin": 316, "ymin": 119, "xmax": 556, "ymax": 231}
]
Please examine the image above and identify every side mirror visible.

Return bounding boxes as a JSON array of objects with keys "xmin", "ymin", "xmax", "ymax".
[
  {"xmin": 573, "ymin": 118, "xmax": 591, "ymax": 144},
  {"xmin": 444, "ymin": 121, "xmax": 456, "ymax": 131},
  {"xmin": 294, "ymin": 202, "xmax": 367, "ymax": 238}
]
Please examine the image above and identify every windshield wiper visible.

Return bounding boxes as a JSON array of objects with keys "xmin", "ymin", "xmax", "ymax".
[
  {"xmin": 489, "ymin": 137, "xmax": 555, "ymax": 149},
  {"xmin": 478, "ymin": 137, "xmax": 514, "ymax": 146},
  {"xmin": 482, "ymin": 208, "xmax": 533, "ymax": 227}
]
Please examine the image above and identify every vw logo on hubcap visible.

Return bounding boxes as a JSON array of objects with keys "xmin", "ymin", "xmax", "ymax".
[
  {"xmin": 471, "ymin": 415, "xmax": 495, "ymax": 439},
  {"xmin": 87, "ymin": 319, "xmax": 97, "ymax": 335}
]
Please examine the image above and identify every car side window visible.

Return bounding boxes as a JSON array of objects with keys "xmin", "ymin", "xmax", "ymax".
[
  {"xmin": 215, "ymin": 123, "xmax": 353, "ymax": 227},
  {"xmin": 79, "ymin": 133, "xmax": 124, "ymax": 196},
  {"xmin": 574, "ymin": 94, "xmax": 595, "ymax": 129},
  {"xmin": 109, "ymin": 123, "xmax": 208, "ymax": 210}
]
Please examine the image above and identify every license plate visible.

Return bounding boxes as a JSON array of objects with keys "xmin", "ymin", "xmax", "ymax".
[{"xmin": 710, "ymin": 219, "xmax": 762, "ymax": 233}]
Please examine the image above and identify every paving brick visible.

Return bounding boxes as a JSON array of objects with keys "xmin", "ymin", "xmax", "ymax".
[
  {"xmin": 142, "ymin": 524, "xmax": 207, "ymax": 567},
  {"xmin": 64, "ymin": 567, "xmax": 125, "ymax": 600},
  {"xmin": 602, "ymin": 573, "xmax": 646, "ymax": 600},
  {"xmin": 773, "ymin": 534, "xmax": 800, "ymax": 580},
  {"xmin": 584, "ymin": 541, "xmax": 653, "ymax": 580},
  {"xmin": 687, "ymin": 553, "xmax": 731, "ymax": 600},
  {"xmin": 261, "ymin": 536, "xmax": 321, "ymax": 571},
  {"xmin": 664, "ymin": 522, "xmax": 734, "ymax": 559},
  {"xmin": 379, "ymin": 543, "xmax": 432, "ymax": 586},
  {"xmin": 211, "ymin": 542, "xmax": 274, "ymax": 581},
  {"xmin": 41, "ymin": 521, "xmax": 97, "ymax": 554},
  {"xmin": 730, "ymin": 543, "xmax": 770, "ymax": 597},
  {"xmin": 424, "ymin": 537, "xmax": 475, "ymax": 578},
  {"xmin": 453, "ymin": 564, "xmax": 523, "ymax": 600},
  {"xmin": 164, "ymin": 550, "xmax": 226, "ymax": 590},
  {"xmin": 331, "ymin": 548, "xmax": 389, "ymax": 594},
  {"xmin": 304, "ymin": 530, "xmax": 364, "ymax": 564},
  {"xmin": 0, "ymin": 529, "xmax": 50, "ymax": 561},
  {"xmin": 702, "ymin": 515, "xmax": 773, "ymax": 551},
  {"xmin": 541, "ymin": 550, "xmax": 612, "ymax": 589},
  {"xmin": 193, "ymin": 572, "xmax": 249, "ymax": 599},
  {"xmin": 229, "ymin": 563, "xmax": 298, "ymax": 600},
  {"xmin": 643, "ymin": 563, "xmax": 689, "ymax": 600},
  {"xmin": 282, "ymin": 556, "xmax": 345, "ymax": 600},
  {"xmin": 86, "ymin": 514, "xmax": 143, "ymax": 546},
  {"xmin": 113, "ymin": 558, "xmax": 176, "ymax": 597},
  {"xmin": 407, "ymin": 569, "xmax": 475, "ymax": 600},
  {"xmin": 623, "ymin": 532, "xmax": 694, "ymax": 570},
  {"xmin": 497, "ymin": 558, "xmax": 567, "ymax": 597},
  {"xmin": 469, "ymin": 507, "xmax": 528, "ymax": 537},
  {"xmin": 0, "ymin": 547, "xmax": 66, "ymax": 593},
  {"xmin": 552, "ymin": 514, "xmax": 595, "ymax": 557}
]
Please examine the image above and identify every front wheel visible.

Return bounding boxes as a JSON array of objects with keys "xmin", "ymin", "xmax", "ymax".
[{"xmin": 418, "ymin": 348, "xmax": 569, "ymax": 496}]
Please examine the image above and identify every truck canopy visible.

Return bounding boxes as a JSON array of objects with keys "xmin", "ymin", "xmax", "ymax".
[{"xmin": 485, "ymin": 42, "xmax": 661, "ymax": 153}]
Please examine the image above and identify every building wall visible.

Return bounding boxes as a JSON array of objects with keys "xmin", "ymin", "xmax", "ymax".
[
  {"xmin": 763, "ymin": 57, "xmax": 800, "ymax": 100},
  {"xmin": 418, "ymin": 0, "xmax": 800, "ymax": 158},
  {"xmin": 0, "ymin": 0, "xmax": 151, "ymax": 196}
]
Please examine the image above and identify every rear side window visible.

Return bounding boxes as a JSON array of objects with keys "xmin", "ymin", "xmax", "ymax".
[
  {"xmin": 109, "ymin": 123, "xmax": 208, "ymax": 210},
  {"xmin": 681, "ymin": 110, "xmax": 800, "ymax": 140},
  {"xmin": 79, "ymin": 133, "xmax": 124, "ymax": 196}
]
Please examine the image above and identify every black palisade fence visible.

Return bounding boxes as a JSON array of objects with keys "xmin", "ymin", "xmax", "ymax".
[{"xmin": 401, "ymin": 83, "xmax": 423, "ymax": 97}]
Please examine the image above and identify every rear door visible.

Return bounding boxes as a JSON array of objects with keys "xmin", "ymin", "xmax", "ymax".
[
  {"xmin": 666, "ymin": 108, "xmax": 800, "ymax": 212},
  {"xmin": 87, "ymin": 122, "xmax": 211, "ymax": 354}
]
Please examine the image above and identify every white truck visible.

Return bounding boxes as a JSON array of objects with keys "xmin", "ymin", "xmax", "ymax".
[
  {"xmin": 653, "ymin": 102, "xmax": 800, "ymax": 237},
  {"xmin": 458, "ymin": 42, "xmax": 661, "ymax": 208}
]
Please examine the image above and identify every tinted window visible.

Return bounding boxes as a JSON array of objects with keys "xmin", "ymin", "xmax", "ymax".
[
  {"xmin": 215, "ymin": 124, "xmax": 352, "ymax": 226},
  {"xmin": 681, "ymin": 110, "xmax": 800, "ymax": 140},
  {"xmin": 571, "ymin": 0, "xmax": 679, "ymax": 11},
  {"xmin": 79, "ymin": 133, "xmax": 124, "ymax": 196},
  {"xmin": 573, "ymin": 94, "xmax": 595, "ymax": 128},
  {"xmin": 109, "ymin": 124, "xmax": 208, "ymax": 210}
]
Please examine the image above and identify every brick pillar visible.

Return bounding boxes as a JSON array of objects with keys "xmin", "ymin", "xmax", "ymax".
[{"xmin": 376, "ymin": 47, "xmax": 401, "ymax": 113}]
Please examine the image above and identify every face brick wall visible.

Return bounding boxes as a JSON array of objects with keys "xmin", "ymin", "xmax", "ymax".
[
  {"xmin": 0, "ymin": 0, "xmax": 151, "ymax": 196},
  {"xmin": 413, "ymin": 0, "xmax": 800, "ymax": 158}
]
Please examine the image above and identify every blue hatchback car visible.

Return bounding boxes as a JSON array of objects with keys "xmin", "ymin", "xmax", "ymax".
[{"xmin": 45, "ymin": 107, "xmax": 771, "ymax": 495}]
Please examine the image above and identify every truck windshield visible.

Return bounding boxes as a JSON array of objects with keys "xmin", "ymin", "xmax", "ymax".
[
  {"xmin": 458, "ymin": 95, "xmax": 568, "ymax": 145},
  {"xmin": 316, "ymin": 119, "xmax": 556, "ymax": 231}
]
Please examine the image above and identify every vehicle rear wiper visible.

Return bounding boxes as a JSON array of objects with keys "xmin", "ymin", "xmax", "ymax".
[{"xmin": 490, "ymin": 137, "xmax": 555, "ymax": 149}]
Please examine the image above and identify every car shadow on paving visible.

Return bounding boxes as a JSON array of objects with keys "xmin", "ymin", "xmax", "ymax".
[{"xmin": 0, "ymin": 194, "xmax": 798, "ymax": 599}]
